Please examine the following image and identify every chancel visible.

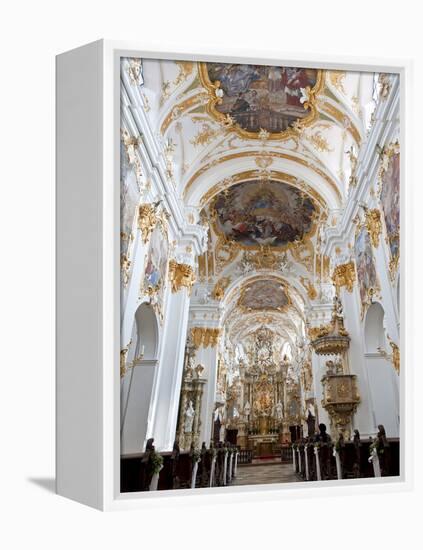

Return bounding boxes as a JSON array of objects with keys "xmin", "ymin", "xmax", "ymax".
[{"xmin": 119, "ymin": 58, "xmax": 400, "ymax": 492}]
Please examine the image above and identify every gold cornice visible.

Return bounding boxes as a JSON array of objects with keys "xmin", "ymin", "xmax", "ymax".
[
  {"xmin": 168, "ymin": 260, "xmax": 196, "ymax": 294},
  {"xmin": 191, "ymin": 327, "xmax": 221, "ymax": 348},
  {"xmin": 198, "ymin": 62, "xmax": 325, "ymax": 141},
  {"xmin": 332, "ymin": 261, "xmax": 356, "ymax": 293}
]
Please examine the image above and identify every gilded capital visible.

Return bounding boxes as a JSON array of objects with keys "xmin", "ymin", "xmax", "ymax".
[
  {"xmin": 332, "ymin": 261, "xmax": 356, "ymax": 293},
  {"xmin": 169, "ymin": 260, "xmax": 196, "ymax": 294},
  {"xmin": 365, "ymin": 209, "xmax": 382, "ymax": 248},
  {"xmin": 191, "ymin": 327, "xmax": 221, "ymax": 348}
]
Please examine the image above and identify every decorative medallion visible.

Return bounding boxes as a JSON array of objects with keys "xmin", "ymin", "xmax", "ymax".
[{"xmin": 199, "ymin": 62, "xmax": 323, "ymax": 140}]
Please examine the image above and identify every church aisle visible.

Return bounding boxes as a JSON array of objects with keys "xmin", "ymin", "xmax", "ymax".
[{"xmin": 232, "ymin": 463, "xmax": 298, "ymax": 486}]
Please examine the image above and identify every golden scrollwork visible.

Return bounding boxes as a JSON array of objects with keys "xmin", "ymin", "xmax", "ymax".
[
  {"xmin": 168, "ymin": 260, "xmax": 196, "ymax": 294},
  {"xmin": 120, "ymin": 253, "xmax": 131, "ymax": 287},
  {"xmin": 212, "ymin": 276, "xmax": 231, "ymax": 300},
  {"xmin": 321, "ymin": 374, "xmax": 360, "ymax": 438},
  {"xmin": 378, "ymin": 336, "xmax": 400, "ymax": 374},
  {"xmin": 309, "ymin": 296, "xmax": 350, "ymax": 355},
  {"xmin": 332, "ymin": 261, "xmax": 356, "ymax": 293},
  {"xmin": 120, "ymin": 341, "xmax": 131, "ymax": 378},
  {"xmin": 365, "ymin": 208, "xmax": 382, "ymax": 248},
  {"xmin": 300, "ymin": 277, "xmax": 318, "ymax": 300},
  {"xmin": 138, "ymin": 202, "xmax": 169, "ymax": 243},
  {"xmin": 327, "ymin": 70, "xmax": 346, "ymax": 94},
  {"xmin": 191, "ymin": 327, "xmax": 221, "ymax": 348},
  {"xmin": 138, "ymin": 204, "xmax": 157, "ymax": 243}
]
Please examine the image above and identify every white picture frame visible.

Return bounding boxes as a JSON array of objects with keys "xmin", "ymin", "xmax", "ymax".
[{"xmin": 56, "ymin": 39, "xmax": 412, "ymax": 511}]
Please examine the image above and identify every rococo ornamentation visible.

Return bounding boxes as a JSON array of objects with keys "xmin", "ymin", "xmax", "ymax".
[
  {"xmin": 168, "ymin": 260, "xmax": 196, "ymax": 294},
  {"xmin": 191, "ymin": 327, "xmax": 221, "ymax": 348},
  {"xmin": 332, "ymin": 261, "xmax": 356, "ymax": 293},
  {"xmin": 365, "ymin": 208, "xmax": 382, "ymax": 248},
  {"xmin": 138, "ymin": 202, "xmax": 169, "ymax": 243}
]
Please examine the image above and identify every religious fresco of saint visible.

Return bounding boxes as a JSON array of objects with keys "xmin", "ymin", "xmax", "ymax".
[
  {"xmin": 202, "ymin": 63, "xmax": 320, "ymax": 136},
  {"xmin": 380, "ymin": 151, "xmax": 400, "ymax": 270},
  {"xmin": 141, "ymin": 223, "xmax": 169, "ymax": 322},
  {"xmin": 213, "ymin": 180, "xmax": 317, "ymax": 248},
  {"xmin": 239, "ymin": 279, "xmax": 290, "ymax": 311},
  {"xmin": 355, "ymin": 226, "xmax": 379, "ymax": 316}
]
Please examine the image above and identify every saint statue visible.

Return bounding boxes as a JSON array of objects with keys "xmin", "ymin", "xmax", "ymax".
[
  {"xmin": 184, "ymin": 400, "xmax": 195, "ymax": 433},
  {"xmin": 275, "ymin": 401, "xmax": 283, "ymax": 421},
  {"xmin": 244, "ymin": 401, "xmax": 251, "ymax": 417}
]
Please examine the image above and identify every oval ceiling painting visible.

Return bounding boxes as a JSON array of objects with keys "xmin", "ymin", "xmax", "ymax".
[
  {"xmin": 200, "ymin": 63, "xmax": 321, "ymax": 138},
  {"xmin": 213, "ymin": 180, "xmax": 318, "ymax": 248},
  {"xmin": 239, "ymin": 280, "xmax": 290, "ymax": 311}
]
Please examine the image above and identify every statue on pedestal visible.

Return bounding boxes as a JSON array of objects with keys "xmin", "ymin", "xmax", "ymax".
[
  {"xmin": 275, "ymin": 401, "xmax": 283, "ymax": 421},
  {"xmin": 184, "ymin": 400, "xmax": 195, "ymax": 433}
]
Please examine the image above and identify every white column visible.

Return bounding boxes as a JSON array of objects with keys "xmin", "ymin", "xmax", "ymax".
[
  {"xmin": 297, "ymin": 448, "xmax": 302, "ymax": 475},
  {"xmin": 223, "ymin": 451, "xmax": 228, "ymax": 486},
  {"xmin": 191, "ymin": 459, "xmax": 200, "ymax": 489},
  {"xmin": 292, "ymin": 446, "xmax": 297, "ymax": 472},
  {"xmin": 369, "ymin": 447, "xmax": 381, "ymax": 477},
  {"xmin": 149, "ymin": 464, "xmax": 163, "ymax": 491},
  {"xmin": 209, "ymin": 456, "xmax": 216, "ymax": 487},
  {"xmin": 314, "ymin": 446, "xmax": 322, "ymax": 481},
  {"xmin": 196, "ymin": 342, "xmax": 219, "ymax": 445},
  {"xmin": 148, "ymin": 286, "xmax": 190, "ymax": 450},
  {"xmin": 304, "ymin": 444, "xmax": 310, "ymax": 480},
  {"xmin": 333, "ymin": 447, "xmax": 342, "ymax": 480},
  {"xmin": 228, "ymin": 452, "xmax": 234, "ymax": 481},
  {"xmin": 234, "ymin": 452, "xmax": 239, "ymax": 478}
]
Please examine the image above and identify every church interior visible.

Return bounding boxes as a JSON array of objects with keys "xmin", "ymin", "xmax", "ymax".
[{"xmin": 119, "ymin": 58, "xmax": 400, "ymax": 492}]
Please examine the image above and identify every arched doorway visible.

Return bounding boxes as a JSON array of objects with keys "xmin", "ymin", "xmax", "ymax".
[
  {"xmin": 364, "ymin": 302, "xmax": 399, "ymax": 437},
  {"xmin": 121, "ymin": 302, "xmax": 159, "ymax": 454}
]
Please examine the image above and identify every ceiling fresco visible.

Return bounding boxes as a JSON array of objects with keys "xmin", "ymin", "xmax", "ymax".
[
  {"xmin": 238, "ymin": 279, "xmax": 290, "ymax": 311},
  {"xmin": 200, "ymin": 63, "xmax": 321, "ymax": 138},
  {"xmin": 212, "ymin": 179, "xmax": 318, "ymax": 248}
]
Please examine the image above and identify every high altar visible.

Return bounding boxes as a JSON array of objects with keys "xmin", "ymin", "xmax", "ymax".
[{"xmin": 223, "ymin": 326, "xmax": 303, "ymax": 456}]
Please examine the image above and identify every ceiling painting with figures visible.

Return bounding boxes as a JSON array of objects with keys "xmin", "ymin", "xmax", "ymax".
[
  {"xmin": 212, "ymin": 179, "xmax": 318, "ymax": 249},
  {"xmin": 200, "ymin": 62, "xmax": 322, "ymax": 138}
]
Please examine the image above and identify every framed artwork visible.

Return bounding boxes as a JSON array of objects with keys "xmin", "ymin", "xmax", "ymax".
[{"xmin": 56, "ymin": 40, "xmax": 409, "ymax": 511}]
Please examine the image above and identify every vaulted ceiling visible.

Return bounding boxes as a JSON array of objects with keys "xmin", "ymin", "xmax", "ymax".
[{"xmin": 126, "ymin": 58, "xmax": 377, "ymax": 357}]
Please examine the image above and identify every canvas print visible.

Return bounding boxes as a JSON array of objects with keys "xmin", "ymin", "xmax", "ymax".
[{"xmin": 119, "ymin": 58, "xmax": 400, "ymax": 493}]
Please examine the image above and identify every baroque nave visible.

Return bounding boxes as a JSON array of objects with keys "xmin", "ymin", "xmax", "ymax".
[{"xmin": 119, "ymin": 59, "xmax": 400, "ymax": 492}]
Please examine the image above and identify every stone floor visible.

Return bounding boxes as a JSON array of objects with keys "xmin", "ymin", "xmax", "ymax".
[{"xmin": 232, "ymin": 463, "xmax": 298, "ymax": 486}]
